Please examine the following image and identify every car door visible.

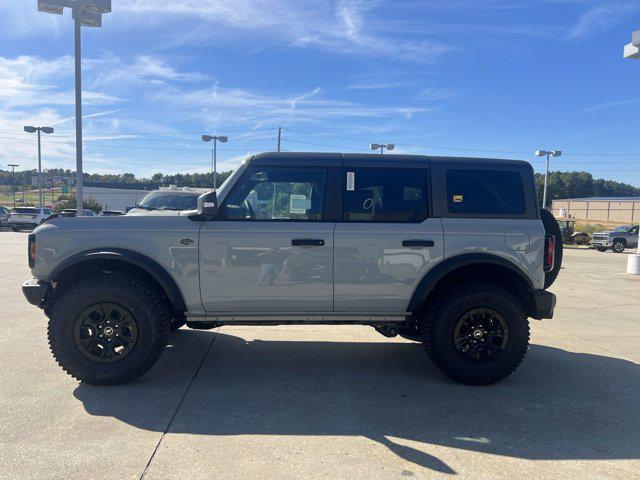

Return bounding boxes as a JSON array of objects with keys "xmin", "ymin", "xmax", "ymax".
[
  {"xmin": 334, "ymin": 159, "xmax": 444, "ymax": 313},
  {"xmin": 199, "ymin": 164, "xmax": 335, "ymax": 313}
]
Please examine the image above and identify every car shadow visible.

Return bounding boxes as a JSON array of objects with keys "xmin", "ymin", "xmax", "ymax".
[{"xmin": 74, "ymin": 330, "xmax": 639, "ymax": 474}]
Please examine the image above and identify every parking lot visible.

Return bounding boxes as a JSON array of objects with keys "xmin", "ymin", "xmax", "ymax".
[{"xmin": 0, "ymin": 231, "xmax": 638, "ymax": 480}]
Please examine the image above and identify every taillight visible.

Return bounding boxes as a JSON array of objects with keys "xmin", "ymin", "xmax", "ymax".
[
  {"xmin": 28, "ymin": 234, "xmax": 36, "ymax": 268},
  {"xmin": 544, "ymin": 234, "xmax": 555, "ymax": 272}
]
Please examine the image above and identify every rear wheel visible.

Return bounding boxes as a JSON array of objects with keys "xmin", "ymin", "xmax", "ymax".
[
  {"xmin": 48, "ymin": 274, "xmax": 171, "ymax": 385},
  {"xmin": 540, "ymin": 209, "xmax": 563, "ymax": 289},
  {"xmin": 421, "ymin": 282, "xmax": 529, "ymax": 385}
]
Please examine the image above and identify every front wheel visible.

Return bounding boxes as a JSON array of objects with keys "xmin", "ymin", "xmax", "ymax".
[
  {"xmin": 612, "ymin": 241, "xmax": 626, "ymax": 253},
  {"xmin": 596, "ymin": 247, "xmax": 608, "ymax": 252},
  {"xmin": 421, "ymin": 282, "xmax": 529, "ymax": 385},
  {"xmin": 48, "ymin": 274, "xmax": 171, "ymax": 385}
]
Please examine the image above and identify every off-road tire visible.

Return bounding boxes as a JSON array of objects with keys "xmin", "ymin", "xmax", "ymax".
[
  {"xmin": 48, "ymin": 274, "xmax": 171, "ymax": 385},
  {"xmin": 170, "ymin": 313, "xmax": 187, "ymax": 331},
  {"xmin": 612, "ymin": 240, "xmax": 626, "ymax": 253},
  {"xmin": 420, "ymin": 282, "xmax": 529, "ymax": 385},
  {"xmin": 396, "ymin": 324, "xmax": 422, "ymax": 342},
  {"xmin": 596, "ymin": 247, "xmax": 607, "ymax": 252},
  {"xmin": 540, "ymin": 208, "xmax": 563, "ymax": 289}
]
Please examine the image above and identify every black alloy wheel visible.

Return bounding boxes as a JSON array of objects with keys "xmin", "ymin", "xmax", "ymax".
[
  {"xmin": 453, "ymin": 308, "xmax": 509, "ymax": 364},
  {"xmin": 73, "ymin": 303, "xmax": 139, "ymax": 363}
]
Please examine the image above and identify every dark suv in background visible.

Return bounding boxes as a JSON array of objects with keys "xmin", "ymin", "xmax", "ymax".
[{"xmin": 592, "ymin": 225, "xmax": 639, "ymax": 253}]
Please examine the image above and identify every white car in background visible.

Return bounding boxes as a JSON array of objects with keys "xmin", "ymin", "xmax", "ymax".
[
  {"xmin": 9, "ymin": 207, "xmax": 53, "ymax": 231},
  {"xmin": 127, "ymin": 188, "xmax": 206, "ymax": 216}
]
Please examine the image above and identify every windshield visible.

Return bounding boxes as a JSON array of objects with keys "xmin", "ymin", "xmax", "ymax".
[
  {"xmin": 13, "ymin": 208, "xmax": 38, "ymax": 214},
  {"xmin": 137, "ymin": 191, "xmax": 200, "ymax": 211},
  {"xmin": 611, "ymin": 226, "xmax": 631, "ymax": 233}
]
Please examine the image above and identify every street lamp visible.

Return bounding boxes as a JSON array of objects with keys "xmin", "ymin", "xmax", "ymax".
[
  {"xmin": 202, "ymin": 135, "xmax": 228, "ymax": 190},
  {"xmin": 24, "ymin": 126, "xmax": 55, "ymax": 208},
  {"xmin": 8, "ymin": 164, "xmax": 19, "ymax": 208},
  {"xmin": 370, "ymin": 143, "xmax": 395, "ymax": 155},
  {"xmin": 623, "ymin": 30, "xmax": 640, "ymax": 60},
  {"xmin": 37, "ymin": 1, "xmax": 112, "ymax": 216},
  {"xmin": 535, "ymin": 149, "xmax": 562, "ymax": 209}
]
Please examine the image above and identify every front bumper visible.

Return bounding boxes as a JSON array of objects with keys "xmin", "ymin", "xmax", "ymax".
[
  {"xmin": 22, "ymin": 278, "xmax": 51, "ymax": 308},
  {"xmin": 591, "ymin": 238, "xmax": 612, "ymax": 247},
  {"xmin": 528, "ymin": 290, "xmax": 556, "ymax": 319}
]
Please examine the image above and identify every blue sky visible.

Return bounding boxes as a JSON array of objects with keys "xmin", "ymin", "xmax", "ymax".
[{"xmin": 1, "ymin": 0, "xmax": 639, "ymax": 184}]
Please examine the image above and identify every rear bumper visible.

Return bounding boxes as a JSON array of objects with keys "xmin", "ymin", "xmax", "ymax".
[
  {"xmin": 528, "ymin": 289, "xmax": 556, "ymax": 319},
  {"xmin": 22, "ymin": 278, "xmax": 50, "ymax": 308}
]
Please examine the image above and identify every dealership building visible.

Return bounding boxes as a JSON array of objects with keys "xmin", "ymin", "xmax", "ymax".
[{"xmin": 551, "ymin": 197, "xmax": 640, "ymax": 225}]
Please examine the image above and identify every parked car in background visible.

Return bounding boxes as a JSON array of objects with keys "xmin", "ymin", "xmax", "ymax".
[
  {"xmin": 557, "ymin": 219, "xmax": 589, "ymax": 245},
  {"xmin": 127, "ymin": 188, "xmax": 202, "ymax": 216},
  {"xmin": 9, "ymin": 207, "xmax": 53, "ymax": 231},
  {"xmin": 0, "ymin": 205, "xmax": 10, "ymax": 227},
  {"xmin": 59, "ymin": 209, "xmax": 99, "ymax": 217},
  {"xmin": 98, "ymin": 210, "xmax": 124, "ymax": 216},
  {"xmin": 591, "ymin": 225, "xmax": 639, "ymax": 252}
]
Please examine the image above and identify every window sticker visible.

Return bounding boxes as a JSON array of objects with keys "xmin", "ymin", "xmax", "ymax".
[
  {"xmin": 346, "ymin": 171, "xmax": 355, "ymax": 191},
  {"xmin": 289, "ymin": 195, "xmax": 311, "ymax": 214},
  {"xmin": 453, "ymin": 194, "xmax": 464, "ymax": 203}
]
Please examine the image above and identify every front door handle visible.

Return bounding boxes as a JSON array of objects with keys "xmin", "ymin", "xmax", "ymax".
[
  {"xmin": 402, "ymin": 239, "xmax": 435, "ymax": 248},
  {"xmin": 292, "ymin": 238, "xmax": 325, "ymax": 247}
]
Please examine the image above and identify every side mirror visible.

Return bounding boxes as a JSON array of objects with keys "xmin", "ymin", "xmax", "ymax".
[{"xmin": 197, "ymin": 191, "xmax": 218, "ymax": 218}]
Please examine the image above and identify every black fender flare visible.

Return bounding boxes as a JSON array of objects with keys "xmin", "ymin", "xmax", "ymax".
[
  {"xmin": 407, "ymin": 253, "xmax": 534, "ymax": 312},
  {"xmin": 45, "ymin": 249, "xmax": 187, "ymax": 312}
]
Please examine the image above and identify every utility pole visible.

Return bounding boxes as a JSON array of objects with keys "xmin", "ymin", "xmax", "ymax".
[
  {"xmin": 202, "ymin": 135, "xmax": 228, "ymax": 190},
  {"xmin": 277, "ymin": 127, "xmax": 282, "ymax": 152},
  {"xmin": 370, "ymin": 143, "xmax": 395, "ymax": 155},
  {"xmin": 535, "ymin": 150, "xmax": 562, "ymax": 209},
  {"xmin": 8, "ymin": 164, "xmax": 19, "ymax": 208}
]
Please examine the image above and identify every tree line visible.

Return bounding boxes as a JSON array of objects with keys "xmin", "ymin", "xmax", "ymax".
[{"xmin": 1, "ymin": 168, "xmax": 639, "ymax": 205}]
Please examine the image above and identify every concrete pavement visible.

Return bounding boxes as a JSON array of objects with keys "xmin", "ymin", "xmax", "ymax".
[{"xmin": 0, "ymin": 232, "xmax": 638, "ymax": 479}]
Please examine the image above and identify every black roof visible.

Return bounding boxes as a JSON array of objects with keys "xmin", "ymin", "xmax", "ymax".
[{"xmin": 249, "ymin": 152, "xmax": 531, "ymax": 168}]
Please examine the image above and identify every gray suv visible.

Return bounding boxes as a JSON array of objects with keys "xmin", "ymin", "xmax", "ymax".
[
  {"xmin": 23, "ymin": 153, "xmax": 559, "ymax": 386},
  {"xmin": 591, "ymin": 225, "xmax": 639, "ymax": 253}
]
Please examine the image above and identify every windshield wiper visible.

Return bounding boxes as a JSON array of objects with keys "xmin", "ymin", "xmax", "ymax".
[{"xmin": 136, "ymin": 205, "xmax": 157, "ymax": 211}]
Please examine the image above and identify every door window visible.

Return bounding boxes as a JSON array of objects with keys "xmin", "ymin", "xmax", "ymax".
[
  {"xmin": 343, "ymin": 168, "xmax": 428, "ymax": 222},
  {"xmin": 224, "ymin": 167, "xmax": 327, "ymax": 221}
]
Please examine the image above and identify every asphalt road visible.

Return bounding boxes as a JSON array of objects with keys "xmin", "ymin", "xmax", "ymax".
[{"xmin": 0, "ymin": 232, "xmax": 638, "ymax": 479}]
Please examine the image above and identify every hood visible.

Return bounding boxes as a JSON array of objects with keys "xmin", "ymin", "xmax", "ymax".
[{"xmin": 126, "ymin": 208, "xmax": 190, "ymax": 216}]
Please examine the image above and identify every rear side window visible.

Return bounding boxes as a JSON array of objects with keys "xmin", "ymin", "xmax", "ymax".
[
  {"xmin": 447, "ymin": 169, "xmax": 525, "ymax": 215},
  {"xmin": 343, "ymin": 167, "xmax": 428, "ymax": 222}
]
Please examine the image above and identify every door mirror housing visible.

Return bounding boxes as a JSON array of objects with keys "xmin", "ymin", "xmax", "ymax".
[{"xmin": 197, "ymin": 191, "xmax": 218, "ymax": 218}]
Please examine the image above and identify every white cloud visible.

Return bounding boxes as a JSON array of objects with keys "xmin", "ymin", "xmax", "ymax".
[
  {"xmin": 584, "ymin": 98, "xmax": 640, "ymax": 112},
  {"xmin": 569, "ymin": 1, "xmax": 640, "ymax": 39},
  {"xmin": 118, "ymin": 0, "xmax": 448, "ymax": 62}
]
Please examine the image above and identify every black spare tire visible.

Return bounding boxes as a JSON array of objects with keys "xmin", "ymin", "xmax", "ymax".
[{"xmin": 540, "ymin": 208, "xmax": 562, "ymax": 289}]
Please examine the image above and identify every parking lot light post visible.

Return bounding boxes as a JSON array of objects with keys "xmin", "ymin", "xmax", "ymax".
[
  {"xmin": 24, "ymin": 126, "xmax": 54, "ymax": 208},
  {"xmin": 8, "ymin": 164, "xmax": 19, "ymax": 208},
  {"xmin": 623, "ymin": 29, "xmax": 640, "ymax": 271},
  {"xmin": 370, "ymin": 143, "xmax": 395, "ymax": 155},
  {"xmin": 37, "ymin": 1, "xmax": 112, "ymax": 216},
  {"xmin": 535, "ymin": 150, "xmax": 562, "ymax": 209},
  {"xmin": 202, "ymin": 135, "xmax": 228, "ymax": 190}
]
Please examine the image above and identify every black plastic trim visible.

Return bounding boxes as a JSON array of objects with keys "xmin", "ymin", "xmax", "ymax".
[
  {"xmin": 45, "ymin": 249, "xmax": 187, "ymax": 312},
  {"xmin": 529, "ymin": 289, "xmax": 556, "ymax": 319},
  {"xmin": 407, "ymin": 253, "xmax": 534, "ymax": 312},
  {"xmin": 22, "ymin": 278, "xmax": 50, "ymax": 308}
]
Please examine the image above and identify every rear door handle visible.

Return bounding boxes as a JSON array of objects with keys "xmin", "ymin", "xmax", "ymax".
[
  {"xmin": 292, "ymin": 238, "xmax": 325, "ymax": 247},
  {"xmin": 402, "ymin": 239, "xmax": 435, "ymax": 248}
]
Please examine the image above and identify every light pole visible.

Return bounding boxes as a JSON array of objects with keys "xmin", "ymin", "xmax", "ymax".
[
  {"xmin": 370, "ymin": 143, "xmax": 395, "ymax": 155},
  {"xmin": 37, "ymin": 1, "xmax": 112, "ymax": 215},
  {"xmin": 535, "ymin": 150, "xmax": 562, "ymax": 209},
  {"xmin": 624, "ymin": 29, "xmax": 640, "ymax": 271},
  {"xmin": 24, "ymin": 126, "xmax": 54, "ymax": 208},
  {"xmin": 202, "ymin": 135, "xmax": 228, "ymax": 190},
  {"xmin": 8, "ymin": 164, "xmax": 19, "ymax": 208}
]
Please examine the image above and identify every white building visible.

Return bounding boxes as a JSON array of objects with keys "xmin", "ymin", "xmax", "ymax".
[{"xmin": 83, "ymin": 182, "xmax": 158, "ymax": 212}]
